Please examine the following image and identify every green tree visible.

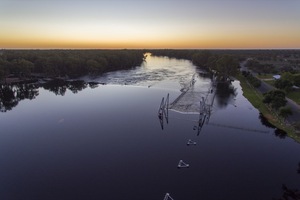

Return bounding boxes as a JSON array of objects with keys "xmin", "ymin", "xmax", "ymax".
[
  {"xmin": 281, "ymin": 72, "xmax": 294, "ymax": 82},
  {"xmin": 86, "ymin": 59, "xmax": 100, "ymax": 74},
  {"xmin": 192, "ymin": 50, "xmax": 212, "ymax": 69},
  {"xmin": 274, "ymin": 79, "xmax": 293, "ymax": 92},
  {"xmin": 45, "ymin": 56, "xmax": 63, "ymax": 77},
  {"xmin": 279, "ymin": 106, "xmax": 293, "ymax": 120},
  {"xmin": 87, "ymin": 58, "xmax": 107, "ymax": 74},
  {"xmin": 0, "ymin": 58, "xmax": 9, "ymax": 81},
  {"xmin": 214, "ymin": 55, "xmax": 239, "ymax": 81},
  {"xmin": 263, "ymin": 90, "xmax": 287, "ymax": 110},
  {"xmin": 97, "ymin": 57, "xmax": 108, "ymax": 71},
  {"xmin": 207, "ymin": 55, "xmax": 218, "ymax": 70},
  {"xmin": 11, "ymin": 58, "xmax": 34, "ymax": 77},
  {"xmin": 293, "ymin": 74, "xmax": 300, "ymax": 87}
]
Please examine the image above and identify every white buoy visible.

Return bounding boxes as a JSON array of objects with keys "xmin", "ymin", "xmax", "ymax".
[
  {"xmin": 178, "ymin": 160, "xmax": 189, "ymax": 168},
  {"xmin": 164, "ymin": 193, "xmax": 174, "ymax": 200},
  {"xmin": 187, "ymin": 139, "xmax": 197, "ymax": 146}
]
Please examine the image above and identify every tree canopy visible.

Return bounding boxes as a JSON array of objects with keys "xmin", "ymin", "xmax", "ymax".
[
  {"xmin": 263, "ymin": 90, "xmax": 287, "ymax": 110},
  {"xmin": 213, "ymin": 55, "xmax": 239, "ymax": 80},
  {"xmin": 0, "ymin": 50, "xmax": 145, "ymax": 80}
]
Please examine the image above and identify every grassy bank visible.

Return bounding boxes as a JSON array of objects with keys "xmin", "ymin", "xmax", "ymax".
[
  {"xmin": 287, "ymin": 91, "xmax": 300, "ymax": 105},
  {"xmin": 237, "ymin": 74, "xmax": 300, "ymax": 142},
  {"xmin": 259, "ymin": 78, "xmax": 300, "ymax": 105}
]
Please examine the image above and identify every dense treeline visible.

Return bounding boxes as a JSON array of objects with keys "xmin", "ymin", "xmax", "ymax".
[
  {"xmin": 151, "ymin": 49, "xmax": 300, "ymax": 63},
  {"xmin": 241, "ymin": 71, "xmax": 261, "ymax": 88},
  {"xmin": 150, "ymin": 49, "xmax": 198, "ymax": 60},
  {"xmin": 245, "ymin": 59, "xmax": 279, "ymax": 74},
  {"xmin": 0, "ymin": 50, "xmax": 145, "ymax": 80},
  {"xmin": 150, "ymin": 49, "xmax": 300, "ymax": 81},
  {"xmin": 151, "ymin": 49, "xmax": 239, "ymax": 81},
  {"xmin": 2, "ymin": 49, "xmax": 299, "ymax": 82}
]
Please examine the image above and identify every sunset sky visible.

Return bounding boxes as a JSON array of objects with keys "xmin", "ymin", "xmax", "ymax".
[{"xmin": 1, "ymin": 0, "xmax": 300, "ymax": 49}]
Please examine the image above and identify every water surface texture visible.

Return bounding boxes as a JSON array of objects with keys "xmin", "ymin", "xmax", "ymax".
[{"xmin": 0, "ymin": 55, "xmax": 299, "ymax": 200}]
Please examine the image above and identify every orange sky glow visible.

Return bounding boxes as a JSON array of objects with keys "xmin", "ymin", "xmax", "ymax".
[{"xmin": 1, "ymin": 0, "xmax": 300, "ymax": 49}]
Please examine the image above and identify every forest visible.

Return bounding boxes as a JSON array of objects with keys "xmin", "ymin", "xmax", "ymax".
[
  {"xmin": 0, "ymin": 49, "xmax": 145, "ymax": 81},
  {"xmin": 1, "ymin": 49, "xmax": 300, "ymax": 83},
  {"xmin": 151, "ymin": 49, "xmax": 242, "ymax": 80}
]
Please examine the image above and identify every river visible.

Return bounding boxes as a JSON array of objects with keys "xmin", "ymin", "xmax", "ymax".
[{"xmin": 0, "ymin": 54, "xmax": 299, "ymax": 200}]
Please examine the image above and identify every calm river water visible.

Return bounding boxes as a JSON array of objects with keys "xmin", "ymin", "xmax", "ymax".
[{"xmin": 0, "ymin": 55, "xmax": 299, "ymax": 200}]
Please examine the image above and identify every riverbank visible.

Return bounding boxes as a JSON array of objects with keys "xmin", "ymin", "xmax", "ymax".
[{"xmin": 237, "ymin": 74, "xmax": 300, "ymax": 142}]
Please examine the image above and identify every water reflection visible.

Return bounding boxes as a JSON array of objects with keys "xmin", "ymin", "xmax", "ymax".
[
  {"xmin": 0, "ymin": 80, "xmax": 98, "ymax": 112},
  {"xmin": 88, "ymin": 81, "xmax": 100, "ymax": 89},
  {"xmin": 42, "ymin": 79, "xmax": 68, "ymax": 96},
  {"xmin": 259, "ymin": 113, "xmax": 287, "ymax": 139},
  {"xmin": 273, "ymin": 163, "xmax": 300, "ymax": 200},
  {"xmin": 215, "ymin": 82, "xmax": 237, "ymax": 108},
  {"xmin": 84, "ymin": 54, "xmax": 199, "ymax": 90},
  {"xmin": 1, "ymin": 55, "xmax": 300, "ymax": 200},
  {"xmin": 259, "ymin": 113, "xmax": 276, "ymax": 128},
  {"xmin": 0, "ymin": 83, "xmax": 39, "ymax": 112},
  {"xmin": 274, "ymin": 128, "xmax": 287, "ymax": 139},
  {"xmin": 274, "ymin": 184, "xmax": 300, "ymax": 200},
  {"xmin": 42, "ymin": 80, "xmax": 88, "ymax": 95},
  {"xmin": 67, "ymin": 80, "xmax": 88, "ymax": 94}
]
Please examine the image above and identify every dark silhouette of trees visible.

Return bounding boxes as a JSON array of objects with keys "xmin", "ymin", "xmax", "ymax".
[
  {"xmin": 215, "ymin": 82, "xmax": 237, "ymax": 108},
  {"xmin": 275, "ymin": 184, "xmax": 300, "ymax": 200},
  {"xmin": 294, "ymin": 75, "xmax": 300, "ymax": 87},
  {"xmin": 42, "ymin": 80, "xmax": 88, "ymax": 95},
  {"xmin": 274, "ymin": 128, "xmax": 287, "ymax": 139},
  {"xmin": 275, "ymin": 79, "xmax": 293, "ymax": 92},
  {"xmin": 151, "ymin": 50, "xmax": 239, "ymax": 82},
  {"xmin": 0, "ymin": 58, "xmax": 10, "ymax": 81},
  {"xmin": 11, "ymin": 58, "xmax": 34, "ymax": 77},
  {"xmin": 0, "ymin": 79, "xmax": 98, "ymax": 112},
  {"xmin": 150, "ymin": 49, "xmax": 197, "ymax": 60},
  {"xmin": 88, "ymin": 82, "xmax": 99, "ymax": 89},
  {"xmin": 192, "ymin": 50, "xmax": 212, "ymax": 69},
  {"xmin": 213, "ymin": 55, "xmax": 239, "ymax": 81},
  {"xmin": 16, "ymin": 83, "xmax": 39, "ymax": 100},
  {"xmin": 0, "ymin": 83, "xmax": 39, "ymax": 112},
  {"xmin": 263, "ymin": 90, "xmax": 287, "ymax": 110},
  {"xmin": 42, "ymin": 79, "xmax": 68, "ymax": 96},
  {"xmin": 275, "ymin": 72, "xmax": 300, "ymax": 93},
  {"xmin": 273, "ymin": 162, "xmax": 300, "ymax": 200},
  {"xmin": 0, "ymin": 50, "xmax": 145, "ymax": 79},
  {"xmin": 67, "ymin": 80, "xmax": 87, "ymax": 94},
  {"xmin": 259, "ymin": 113, "xmax": 276, "ymax": 128},
  {"xmin": 245, "ymin": 59, "xmax": 278, "ymax": 74},
  {"xmin": 0, "ymin": 85, "xmax": 18, "ymax": 112},
  {"xmin": 86, "ymin": 59, "xmax": 102, "ymax": 74},
  {"xmin": 279, "ymin": 106, "xmax": 293, "ymax": 120},
  {"xmin": 242, "ymin": 71, "xmax": 261, "ymax": 88}
]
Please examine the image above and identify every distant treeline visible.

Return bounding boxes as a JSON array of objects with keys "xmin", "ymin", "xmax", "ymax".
[
  {"xmin": 150, "ymin": 49, "xmax": 300, "ymax": 62},
  {"xmin": 1, "ymin": 49, "xmax": 300, "ymax": 82},
  {"xmin": 150, "ymin": 49, "xmax": 240, "ymax": 80},
  {"xmin": 0, "ymin": 50, "xmax": 145, "ymax": 80},
  {"xmin": 150, "ymin": 49, "xmax": 300, "ymax": 78}
]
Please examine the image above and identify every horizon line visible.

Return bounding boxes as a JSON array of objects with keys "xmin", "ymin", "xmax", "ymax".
[{"xmin": 1, "ymin": 48, "xmax": 300, "ymax": 51}]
